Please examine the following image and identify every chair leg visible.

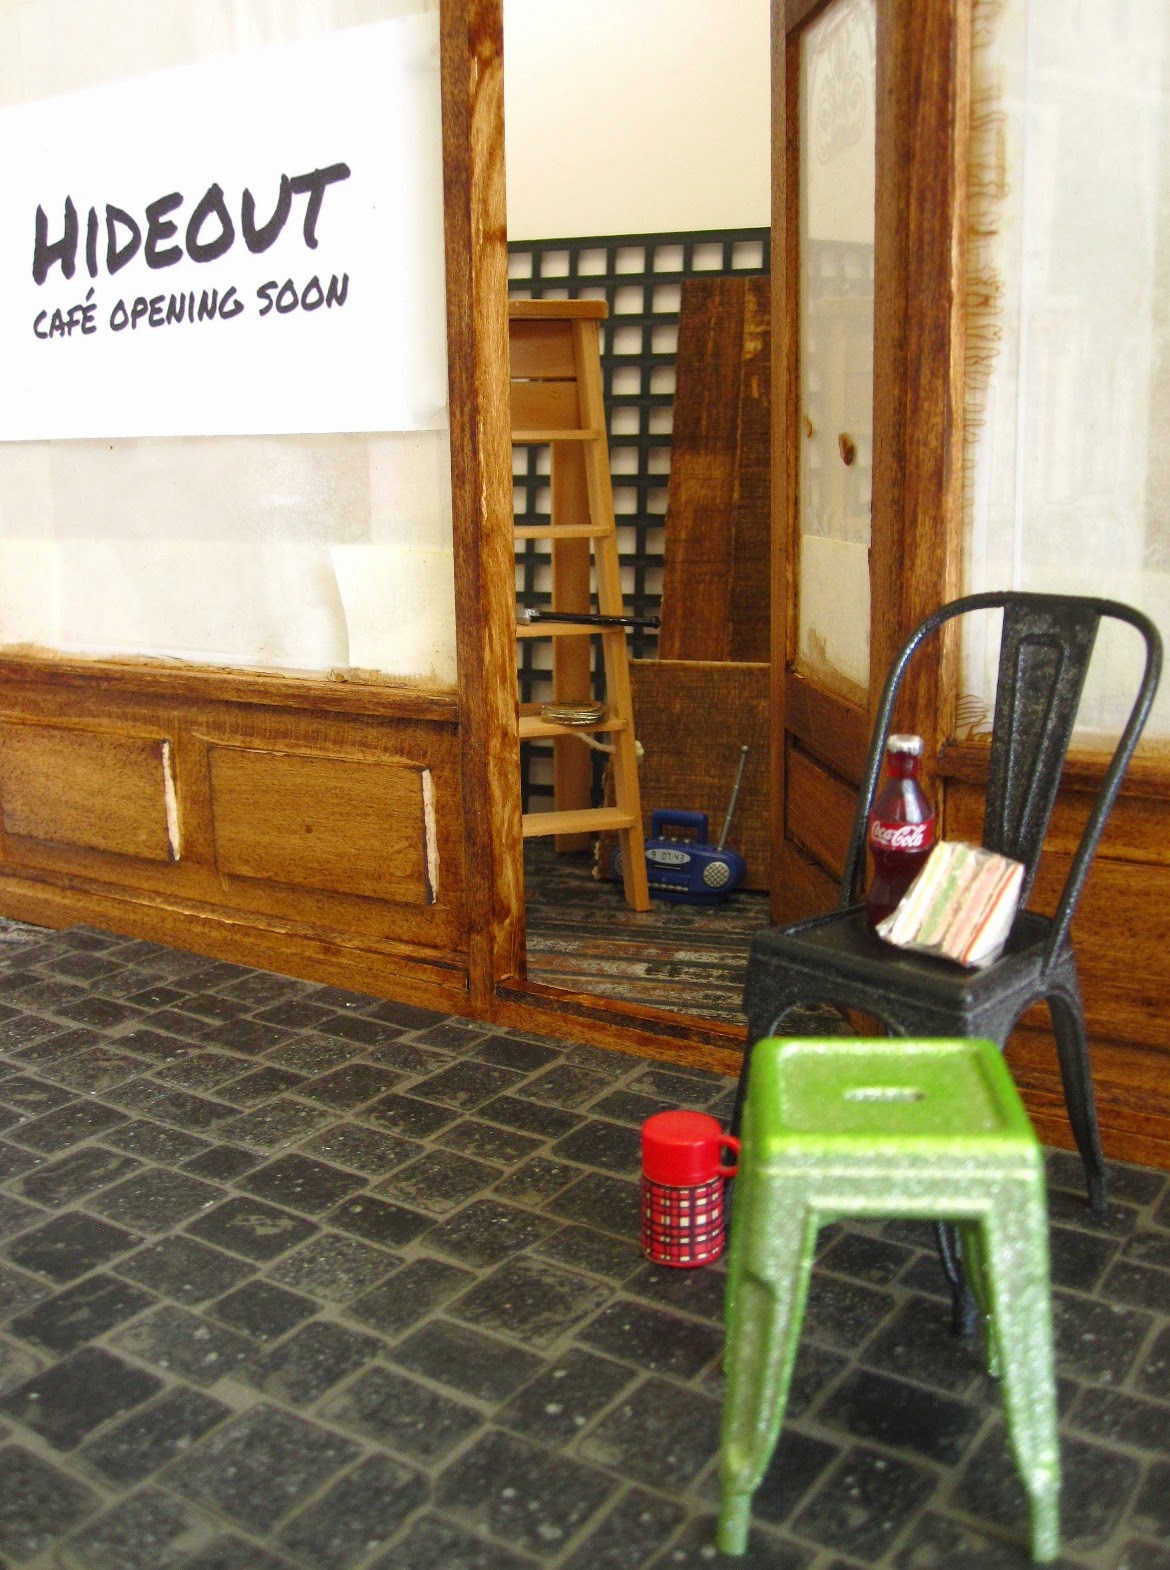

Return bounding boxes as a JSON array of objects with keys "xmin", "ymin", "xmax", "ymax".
[
  {"xmin": 728, "ymin": 1041, "xmax": 753, "ymax": 1143},
  {"xmin": 956, "ymin": 1220, "xmax": 998, "ymax": 1375},
  {"xmin": 731, "ymin": 1002, "xmax": 824, "ymax": 1141},
  {"xmin": 1048, "ymin": 988, "xmax": 1108, "ymax": 1214},
  {"xmin": 935, "ymin": 1220, "xmax": 981, "ymax": 1337}
]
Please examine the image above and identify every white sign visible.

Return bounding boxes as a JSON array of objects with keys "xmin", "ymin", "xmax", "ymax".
[{"xmin": 0, "ymin": 14, "xmax": 448, "ymax": 440}]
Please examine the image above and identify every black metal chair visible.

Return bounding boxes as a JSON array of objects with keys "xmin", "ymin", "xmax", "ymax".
[{"xmin": 732, "ymin": 591, "xmax": 1163, "ymax": 1332}]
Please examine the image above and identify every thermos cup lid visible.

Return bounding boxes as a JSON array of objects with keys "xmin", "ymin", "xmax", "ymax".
[{"xmin": 641, "ymin": 1109, "xmax": 739, "ymax": 1185}]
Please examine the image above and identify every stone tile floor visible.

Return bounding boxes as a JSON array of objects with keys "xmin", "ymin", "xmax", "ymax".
[{"xmin": 0, "ymin": 923, "xmax": 1167, "ymax": 1569}]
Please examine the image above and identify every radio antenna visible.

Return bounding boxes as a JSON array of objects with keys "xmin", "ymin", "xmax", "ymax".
[{"xmin": 717, "ymin": 745, "xmax": 750, "ymax": 851}]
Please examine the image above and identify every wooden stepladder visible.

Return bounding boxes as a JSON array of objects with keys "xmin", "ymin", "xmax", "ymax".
[{"xmin": 509, "ymin": 300, "xmax": 650, "ymax": 912}]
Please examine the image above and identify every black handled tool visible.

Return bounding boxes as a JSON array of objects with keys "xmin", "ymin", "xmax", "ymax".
[{"xmin": 518, "ymin": 608, "xmax": 661, "ymax": 630}]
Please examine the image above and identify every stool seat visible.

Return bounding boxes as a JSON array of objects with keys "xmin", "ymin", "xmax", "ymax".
[{"xmin": 719, "ymin": 1037, "xmax": 1060, "ymax": 1562}]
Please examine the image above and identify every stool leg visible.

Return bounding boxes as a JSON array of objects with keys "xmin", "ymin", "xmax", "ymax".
[
  {"xmin": 719, "ymin": 1179, "xmax": 816, "ymax": 1556},
  {"xmin": 982, "ymin": 1180, "xmax": 1061, "ymax": 1563}
]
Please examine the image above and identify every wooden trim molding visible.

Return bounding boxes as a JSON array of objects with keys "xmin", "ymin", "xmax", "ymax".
[
  {"xmin": 784, "ymin": 670, "xmax": 870, "ymax": 785},
  {"xmin": 785, "ymin": 0, "xmax": 835, "ymax": 31},
  {"xmin": 441, "ymin": 0, "xmax": 524, "ymax": 1010},
  {"xmin": 939, "ymin": 736, "xmax": 1170, "ymax": 801},
  {"xmin": 0, "ymin": 870, "xmax": 470, "ymax": 1013},
  {"xmin": 870, "ymin": 0, "xmax": 971, "ymax": 795},
  {"xmin": 769, "ymin": 0, "xmax": 797, "ymax": 912},
  {"xmin": 494, "ymin": 980, "xmax": 744, "ymax": 1075},
  {"xmin": 0, "ymin": 652, "xmax": 459, "ymax": 723}
]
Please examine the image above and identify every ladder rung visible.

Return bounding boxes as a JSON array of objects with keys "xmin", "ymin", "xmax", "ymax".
[
  {"xmin": 509, "ymin": 305, "xmax": 645, "ymax": 909},
  {"xmin": 517, "ymin": 620, "xmax": 629, "ymax": 639},
  {"xmin": 514, "ymin": 524, "xmax": 613, "ymax": 541},
  {"xmin": 518, "ymin": 714, "xmax": 628, "ymax": 739},
  {"xmin": 512, "ymin": 428, "xmax": 602, "ymax": 444},
  {"xmin": 509, "ymin": 300, "xmax": 608, "ymax": 320},
  {"xmin": 522, "ymin": 807, "xmax": 638, "ymax": 838}
]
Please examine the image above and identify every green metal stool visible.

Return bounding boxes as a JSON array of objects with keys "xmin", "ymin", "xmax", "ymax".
[{"xmin": 719, "ymin": 1037, "xmax": 1060, "ymax": 1562}]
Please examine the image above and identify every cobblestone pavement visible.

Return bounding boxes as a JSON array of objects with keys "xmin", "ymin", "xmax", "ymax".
[{"xmin": 0, "ymin": 923, "xmax": 1167, "ymax": 1569}]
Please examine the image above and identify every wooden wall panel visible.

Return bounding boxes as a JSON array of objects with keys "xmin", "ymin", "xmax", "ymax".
[
  {"xmin": 1006, "ymin": 1032, "xmax": 1170, "ymax": 1171},
  {"xmin": 1025, "ymin": 853, "xmax": 1170, "ymax": 1051},
  {"xmin": 941, "ymin": 764, "xmax": 1170, "ymax": 1166},
  {"xmin": 659, "ymin": 275, "xmax": 771, "ymax": 664},
  {"xmin": 943, "ymin": 776, "xmax": 1170, "ymax": 1052},
  {"xmin": 207, "ymin": 746, "xmax": 435, "ymax": 905},
  {"xmin": 600, "ymin": 658, "xmax": 771, "ymax": 889},
  {"xmin": 946, "ymin": 777, "xmax": 1170, "ymax": 868},
  {"xmin": 728, "ymin": 279, "xmax": 772, "ymax": 665},
  {"xmin": 0, "ymin": 722, "xmax": 176, "ymax": 862},
  {"xmin": 0, "ymin": 659, "xmax": 470, "ymax": 1010}
]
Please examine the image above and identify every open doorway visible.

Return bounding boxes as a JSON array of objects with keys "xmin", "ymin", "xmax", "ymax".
[{"xmin": 502, "ymin": 0, "xmax": 774, "ymax": 1027}]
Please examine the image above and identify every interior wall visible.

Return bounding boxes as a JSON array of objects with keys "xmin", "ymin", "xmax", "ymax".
[
  {"xmin": 0, "ymin": 0, "xmax": 458, "ymax": 685},
  {"xmin": 502, "ymin": 0, "xmax": 770, "ymax": 240}
]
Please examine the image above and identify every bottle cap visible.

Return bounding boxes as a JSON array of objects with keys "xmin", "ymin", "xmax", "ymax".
[{"xmin": 886, "ymin": 733, "xmax": 924, "ymax": 756}]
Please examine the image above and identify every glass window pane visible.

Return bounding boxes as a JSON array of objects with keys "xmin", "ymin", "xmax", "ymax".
[
  {"xmin": 0, "ymin": 0, "xmax": 455, "ymax": 684},
  {"xmin": 963, "ymin": 0, "xmax": 1170, "ymax": 740},
  {"xmin": 796, "ymin": 0, "xmax": 877, "ymax": 704}
]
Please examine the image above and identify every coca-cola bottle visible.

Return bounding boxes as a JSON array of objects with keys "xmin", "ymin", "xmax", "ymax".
[{"xmin": 865, "ymin": 734, "xmax": 936, "ymax": 926}]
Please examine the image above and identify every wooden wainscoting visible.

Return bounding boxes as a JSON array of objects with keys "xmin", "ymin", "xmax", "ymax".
[
  {"xmin": 0, "ymin": 656, "xmax": 470, "ymax": 1010},
  {"xmin": 942, "ymin": 746, "xmax": 1170, "ymax": 1170},
  {"xmin": 0, "ymin": 722, "xmax": 179, "ymax": 862}
]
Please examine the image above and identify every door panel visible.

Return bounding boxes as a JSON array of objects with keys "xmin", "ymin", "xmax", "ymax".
[
  {"xmin": 772, "ymin": 0, "xmax": 968, "ymax": 923},
  {"xmin": 773, "ymin": 0, "xmax": 877, "ymax": 921},
  {"xmin": 785, "ymin": 742, "xmax": 856, "ymax": 880}
]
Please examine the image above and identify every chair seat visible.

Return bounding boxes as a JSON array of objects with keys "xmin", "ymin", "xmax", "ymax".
[{"xmin": 745, "ymin": 906, "xmax": 1064, "ymax": 1027}]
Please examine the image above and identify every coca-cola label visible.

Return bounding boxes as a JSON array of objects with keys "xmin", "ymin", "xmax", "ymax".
[{"xmin": 869, "ymin": 819, "xmax": 933, "ymax": 852}]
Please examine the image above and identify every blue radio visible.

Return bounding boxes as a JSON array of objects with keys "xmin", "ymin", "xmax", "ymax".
[{"xmin": 610, "ymin": 745, "xmax": 751, "ymax": 905}]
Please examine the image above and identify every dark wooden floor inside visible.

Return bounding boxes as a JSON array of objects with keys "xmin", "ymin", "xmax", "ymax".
[{"xmin": 522, "ymin": 842, "xmax": 771, "ymax": 1026}]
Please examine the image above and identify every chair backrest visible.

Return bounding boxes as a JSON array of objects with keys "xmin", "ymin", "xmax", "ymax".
[{"xmin": 839, "ymin": 591, "xmax": 1163, "ymax": 965}]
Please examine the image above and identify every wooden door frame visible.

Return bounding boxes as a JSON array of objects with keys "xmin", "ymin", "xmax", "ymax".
[
  {"xmin": 442, "ymin": 0, "xmax": 525, "ymax": 1017},
  {"xmin": 442, "ymin": 0, "xmax": 748, "ymax": 1069},
  {"xmin": 455, "ymin": 0, "xmax": 972, "ymax": 1065}
]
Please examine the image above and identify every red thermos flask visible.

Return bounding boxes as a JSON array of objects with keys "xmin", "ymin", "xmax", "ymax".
[{"xmin": 640, "ymin": 1111, "xmax": 740, "ymax": 1268}]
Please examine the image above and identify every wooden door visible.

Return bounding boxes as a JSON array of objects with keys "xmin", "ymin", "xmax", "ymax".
[{"xmin": 770, "ymin": 0, "xmax": 969, "ymax": 920}]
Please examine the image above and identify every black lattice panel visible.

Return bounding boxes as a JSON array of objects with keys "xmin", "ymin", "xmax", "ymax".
[{"xmin": 510, "ymin": 228, "xmax": 770, "ymax": 811}]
